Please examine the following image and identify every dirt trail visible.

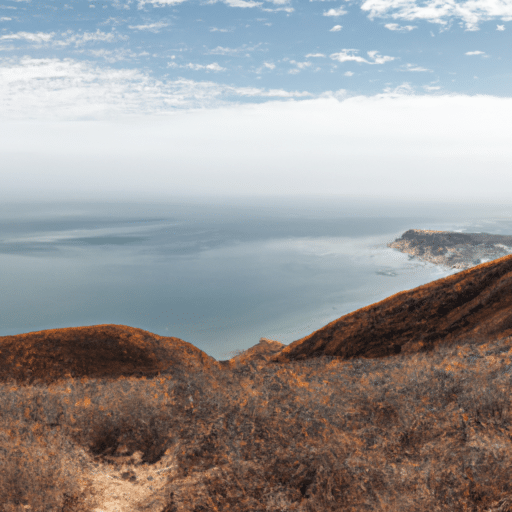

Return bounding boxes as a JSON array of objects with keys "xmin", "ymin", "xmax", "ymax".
[{"xmin": 76, "ymin": 449, "xmax": 178, "ymax": 512}]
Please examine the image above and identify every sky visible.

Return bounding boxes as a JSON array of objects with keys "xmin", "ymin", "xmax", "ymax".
[{"xmin": 1, "ymin": 0, "xmax": 512, "ymax": 203}]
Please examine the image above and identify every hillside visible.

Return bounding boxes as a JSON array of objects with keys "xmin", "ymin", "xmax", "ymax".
[
  {"xmin": 218, "ymin": 337, "xmax": 285, "ymax": 369},
  {"xmin": 0, "ymin": 324, "xmax": 220, "ymax": 386},
  {"xmin": 270, "ymin": 252, "xmax": 512, "ymax": 363}
]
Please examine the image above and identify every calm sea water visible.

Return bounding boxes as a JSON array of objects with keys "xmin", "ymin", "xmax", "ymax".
[{"xmin": 1, "ymin": 195, "xmax": 512, "ymax": 361}]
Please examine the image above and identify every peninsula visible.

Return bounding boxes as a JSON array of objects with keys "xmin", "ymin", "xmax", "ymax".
[{"xmin": 387, "ymin": 228, "xmax": 512, "ymax": 269}]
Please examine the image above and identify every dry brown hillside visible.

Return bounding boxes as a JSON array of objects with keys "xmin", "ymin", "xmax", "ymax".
[
  {"xmin": 271, "ymin": 252, "xmax": 512, "ymax": 364},
  {"xmin": 0, "ymin": 324, "xmax": 220, "ymax": 386},
  {"xmin": 218, "ymin": 337, "xmax": 285, "ymax": 370}
]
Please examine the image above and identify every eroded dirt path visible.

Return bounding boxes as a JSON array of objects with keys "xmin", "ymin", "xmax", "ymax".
[{"xmin": 75, "ymin": 448, "xmax": 179, "ymax": 512}]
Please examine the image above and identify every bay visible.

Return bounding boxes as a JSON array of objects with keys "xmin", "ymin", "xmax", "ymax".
[{"xmin": 1, "ymin": 195, "xmax": 511, "ymax": 361}]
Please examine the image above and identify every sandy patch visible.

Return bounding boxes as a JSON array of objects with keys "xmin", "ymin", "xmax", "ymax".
[{"xmin": 76, "ymin": 448, "xmax": 178, "ymax": 512}]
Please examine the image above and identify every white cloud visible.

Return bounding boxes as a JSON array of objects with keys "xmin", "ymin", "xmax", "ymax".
[
  {"xmin": 0, "ymin": 57, "xmax": 312, "ymax": 121},
  {"xmin": 237, "ymin": 87, "xmax": 311, "ymax": 98},
  {"xmin": 423, "ymin": 85, "xmax": 441, "ymax": 91},
  {"xmin": 206, "ymin": 43, "xmax": 263, "ymax": 56},
  {"xmin": 323, "ymin": 6, "xmax": 347, "ymax": 16},
  {"xmin": 330, "ymin": 49, "xmax": 368, "ymax": 63},
  {"xmin": 59, "ymin": 29, "xmax": 127, "ymax": 46},
  {"xmin": 127, "ymin": 21, "xmax": 169, "ymax": 32},
  {"xmin": 330, "ymin": 49, "xmax": 395, "ymax": 64},
  {"xmin": 264, "ymin": 62, "xmax": 276, "ymax": 69},
  {"xmin": 361, "ymin": 0, "xmax": 512, "ymax": 31},
  {"xmin": 260, "ymin": 0, "xmax": 294, "ymax": 11},
  {"xmin": 384, "ymin": 23, "xmax": 417, "ymax": 31},
  {"xmin": 344, "ymin": 71, "xmax": 354, "ymax": 76},
  {"xmin": 0, "ymin": 31, "xmax": 55, "ymax": 43},
  {"xmin": 137, "ymin": 0, "xmax": 188, "ymax": 7},
  {"xmin": 186, "ymin": 62, "xmax": 226, "ymax": 71},
  {"xmin": 368, "ymin": 51, "xmax": 395, "ymax": 64},
  {"xmin": 201, "ymin": 0, "xmax": 265, "ymax": 7},
  {"xmin": 111, "ymin": 0, "xmax": 133, "ymax": 8},
  {"xmin": 3, "ymin": 93, "xmax": 512, "ymax": 203},
  {"xmin": 305, "ymin": 53, "xmax": 326, "ymax": 58},
  {"xmin": 497, "ymin": 24, "xmax": 505, "ymax": 30},
  {"xmin": 0, "ymin": 29, "xmax": 127, "ymax": 47},
  {"xmin": 287, "ymin": 60, "xmax": 312, "ymax": 73},
  {"xmin": 99, "ymin": 16, "xmax": 126, "ymax": 27},
  {"xmin": 382, "ymin": 82, "xmax": 414, "ymax": 95},
  {"xmin": 210, "ymin": 27, "xmax": 231, "ymax": 32},
  {"xmin": 85, "ymin": 48, "xmax": 141, "ymax": 63},
  {"xmin": 262, "ymin": 6, "xmax": 294, "ymax": 11},
  {"xmin": 330, "ymin": 24, "xmax": 342, "ymax": 31},
  {"xmin": 207, "ymin": 46, "xmax": 236, "ymax": 55},
  {"xmin": 400, "ymin": 63, "xmax": 433, "ymax": 72},
  {"xmin": 150, "ymin": 0, "xmax": 285, "ymax": 8},
  {"xmin": 465, "ymin": 50, "xmax": 485, "ymax": 55},
  {"xmin": 223, "ymin": 0, "xmax": 263, "ymax": 7},
  {"xmin": 0, "ymin": 16, "xmax": 12, "ymax": 21},
  {"xmin": 206, "ymin": 45, "xmax": 260, "ymax": 55},
  {"xmin": 206, "ymin": 62, "xmax": 226, "ymax": 71}
]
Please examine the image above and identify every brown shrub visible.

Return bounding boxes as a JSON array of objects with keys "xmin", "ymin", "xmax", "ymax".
[{"xmin": 3, "ymin": 333, "xmax": 512, "ymax": 511}]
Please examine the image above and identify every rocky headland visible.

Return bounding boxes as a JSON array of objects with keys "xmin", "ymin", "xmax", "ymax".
[{"xmin": 387, "ymin": 228, "xmax": 512, "ymax": 269}]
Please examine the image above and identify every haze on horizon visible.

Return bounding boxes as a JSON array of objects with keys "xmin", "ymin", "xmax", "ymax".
[{"xmin": 1, "ymin": 0, "xmax": 511, "ymax": 204}]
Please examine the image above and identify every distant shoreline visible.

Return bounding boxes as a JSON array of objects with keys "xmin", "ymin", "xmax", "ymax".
[{"xmin": 388, "ymin": 229, "xmax": 512, "ymax": 270}]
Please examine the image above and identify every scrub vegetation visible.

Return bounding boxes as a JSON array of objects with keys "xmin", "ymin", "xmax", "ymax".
[{"xmin": 2, "ymin": 333, "xmax": 512, "ymax": 511}]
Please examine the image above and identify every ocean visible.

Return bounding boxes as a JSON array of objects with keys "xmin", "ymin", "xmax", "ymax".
[{"xmin": 2, "ymin": 195, "xmax": 512, "ymax": 361}]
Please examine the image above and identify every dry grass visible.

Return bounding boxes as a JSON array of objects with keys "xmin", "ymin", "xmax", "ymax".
[{"xmin": 3, "ymin": 335, "xmax": 512, "ymax": 511}]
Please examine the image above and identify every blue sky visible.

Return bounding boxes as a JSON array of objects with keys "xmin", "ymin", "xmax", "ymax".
[
  {"xmin": 1, "ymin": 0, "xmax": 512, "ymax": 202},
  {"xmin": 2, "ymin": 0, "xmax": 511, "ymax": 101}
]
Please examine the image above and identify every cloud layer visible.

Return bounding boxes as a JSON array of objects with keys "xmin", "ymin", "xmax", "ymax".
[
  {"xmin": 0, "ymin": 57, "xmax": 312, "ymax": 119},
  {"xmin": 2, "ymin": 92, "xmax": 512, "ymax": 203},
  {"xmin": 0, "ymin": 0, "xmax": 511, "ymax": 206}
]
